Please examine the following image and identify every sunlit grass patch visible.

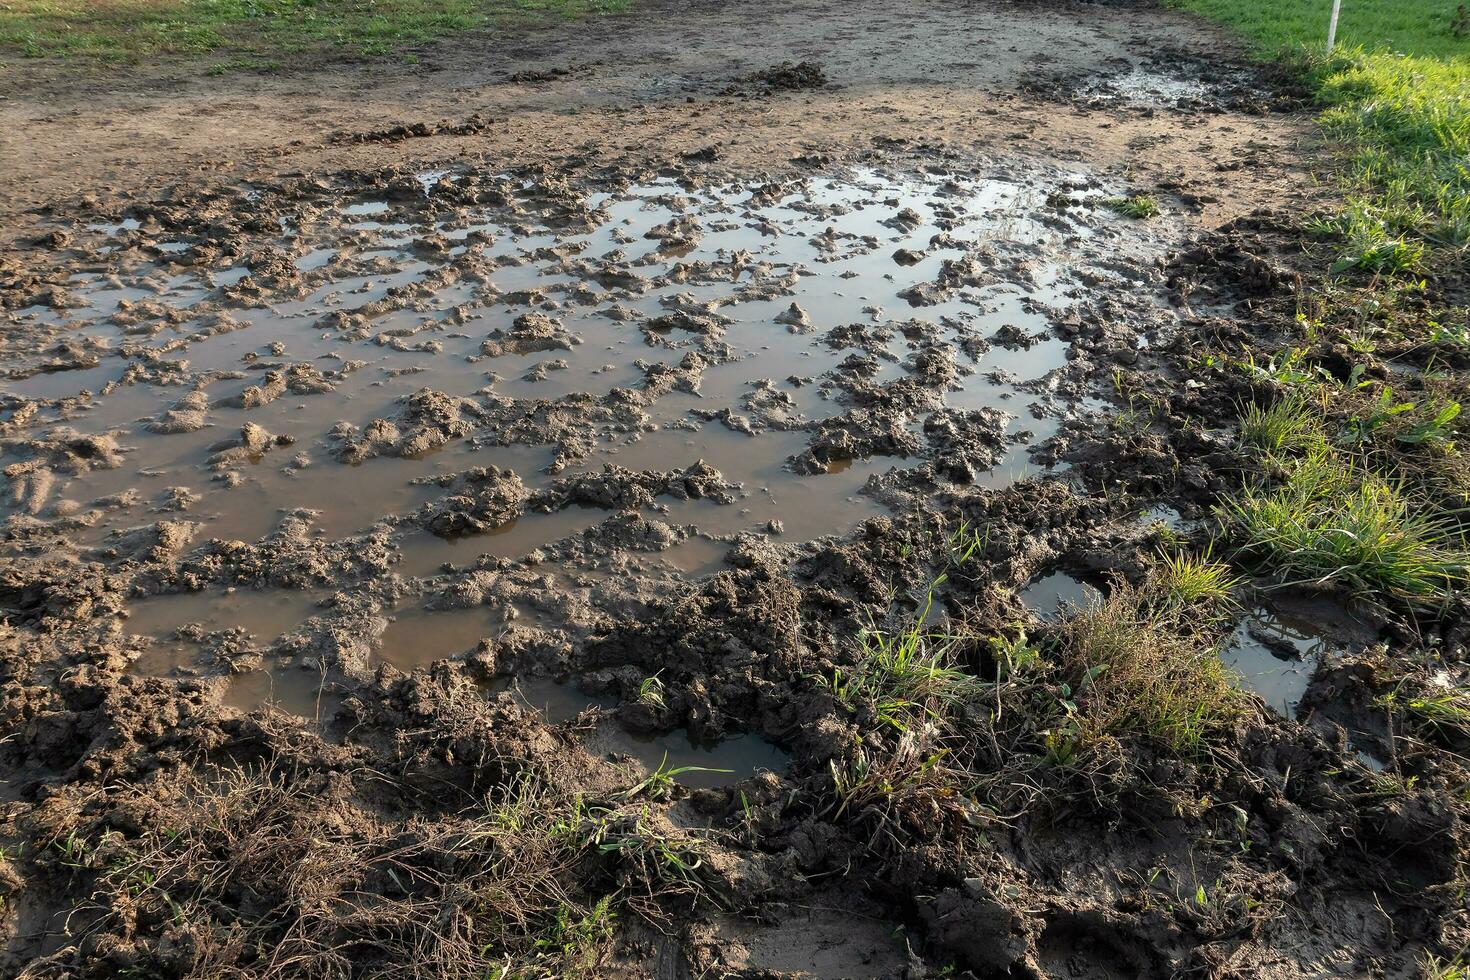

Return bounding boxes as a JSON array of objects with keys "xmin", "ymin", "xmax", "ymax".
[
  {"xmin": 823, "ymin": 584, "xmax": 987, "ymax": 732},
  {"xmin": 1155, "ymin": 548, "xmax": 1244, "ymax": 611},
  {"xmin": 1218, "ymin": 445, "xmax": 1470, "ymax": 607},
  {"xmin": 1170, "ymin": 0, "xmax": 1465, "ymax": 58},
  {"xmin": 1105, "ymin": 194, "xmax": 1162, "ymax": 220},
  {"xmin": 1238, "ymin": 394, "xmax": 1328, "ymax": 457},
  {"xmin": 1056, "ymin": 575, "xmax": 1243, "ymax": 756},
  {"xmin": 1378, "ymin": 682, "xmax": 1470, "ymax": 742},
  {"xmin": 1170, "ymin": 0, "xmax": 1470, "ymax": 276}
]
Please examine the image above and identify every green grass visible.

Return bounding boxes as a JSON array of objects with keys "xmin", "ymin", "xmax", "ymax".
[
  {"xmin": 1155, "ymin": 548, "xmax": 1243, "ymax": 610},
  {"xmin": 1316, "ymin": 52, "xmax": 1470, "ymax": 265},
  {"xmin": 1057, "ymin": 575, "xmax": 1243, "ymax": 755},
  {"xmin": 1422, "ymin": 953, "xmax": 1470, "ymax": 980},
  {"xmin": 0, "ymin": 0, "xmax": 629, "ymax": 61},
  {"xmin": 1219, "ymin": 445, "xmax": 1470, "ymax": 607},
  {"xmin": 1105, "ymin": 194, "xmax": 1162, "ymax": 219},
  {"xmin": 1379, "ymin": 683, "xmax": 1470, "ymax": 740},
  {"xmin": 1172, "ymin": 0, "xmax": 1466, "ymax": 59},
  {"xmin": 824, "ymin": 584, "xmax": 988, "ymax": 732},
  {"xmin": 621, "ymin": 754, "xmax": 730, "ymax": 802},
  {"xmin": 1238, "ymin": 395, "xmax": 1328, "ymax": 456},
  {"xmin": 1169, "ymin": 0, "xmax": 1470, "ymax": 271},
  {"xmin": 1176, "ymin": 1, "xmax": 1470, "ymax": 617}
]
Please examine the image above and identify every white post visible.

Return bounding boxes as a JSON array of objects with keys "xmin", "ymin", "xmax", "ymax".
[{"xmin": 1327, "ymin": 0, "xmax": 1342, "ymax": 53}]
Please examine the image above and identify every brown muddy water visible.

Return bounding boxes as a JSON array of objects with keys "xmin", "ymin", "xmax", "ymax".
[
  {"xmin": 6, "ymin": 163, "xmax": 1186, "ymax": 774},
  {"xmin": 509, "ymin": 677, "xmax": 791, "ymax": 786}
]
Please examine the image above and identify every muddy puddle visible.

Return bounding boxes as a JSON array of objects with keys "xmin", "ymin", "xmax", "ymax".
[
  {"xmin": 125, "ymin": 587, "xmax": 347, "ymax": 718},
  {"xmin": 392, "ymin": 507, "xmax": 605, "ymax": 577},
  {"xmin": 6, "ymin": 163, "xmax": 1176, "ymax": 712},
  {"xmin": 1221, "ymin": 606, "xmax": 1332, "ymax": 715},
  {"xmin": 1022, "ymin": 570, "xmax": 1101, "ymax": 619},
  {"xmin": 125, "ymin": 587, "xmax": 326, "ymax": 650},
  {"xmin": 509, "ymin": 677, "xmax": 790, "ymax": 787},
  {"xmin": 612, "ymin": 729, "xmax": 789, "ymax": 788},
  {"xmin": 377, "ymin": 601, "xmax": 501, "ymax": 670},
  {"xmin": 660, "ymin": 535, "xmax": 730, "ymax": 575},
  {"xmin": 223, "ymin": 662, "xmax": 342, "ymax": 721}
]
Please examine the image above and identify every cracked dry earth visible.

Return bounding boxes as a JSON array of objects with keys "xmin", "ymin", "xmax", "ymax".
[{"xmin": 3, "ymin": 1, "xmax": 1462, "ymax": 978}]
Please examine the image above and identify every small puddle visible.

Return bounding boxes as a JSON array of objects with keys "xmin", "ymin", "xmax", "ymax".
[
  {"xmin": 198, "ymin": 456, "xmax": 449, "ymax": 542},
  {"xmin": 125, "ymin": 590, "xmax": 343, "ymax": 718},
  {"xmin": 393, "ymin": 506, "xmax": 608, "ymax": 577},
  {"xmin": 7, "ymin": 362, "xmax": 122, "ymax": 401},
  {"xmin": 509, "ymin": 675, "xmax": 618, "ymax": 721},
  {"xmin": 610, "ymin": 427, "xmax": 888, "ymax": 540},
  {"xmin": 1021, "ymin": 571, "xmax": 1101, "ymax": 619},
  {"xmin": 125, "ymin": 588, "xmax": 324, "ymax": 648},
  {"xmin": 602, "ymin": 727, "xmax": 791, "ymax": 788},
  {"xmin": 1221, "ymin": 607, "xmax": 1328, "ymax": 714},
  {"xmin": 661, "ymin": 536, "xmax": 731, "ymax": 576},
  {"xmin": 377, "ymin": 602, "xmax": 499, "ymax": 670},
  {"xmin": 224, "ymin": 661, "xmax": 343, "ymax": 720},
  {"xmin": 1138, "ymin": 503, "xmax": 1184, "ymax": 530},
  {"xmin": 510, "ymin": 677, "xmax": 790, "ymax": 786}
]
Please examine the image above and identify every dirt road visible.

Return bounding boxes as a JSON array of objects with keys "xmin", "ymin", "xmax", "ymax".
[{"xmin": 1, "ymin": 0, "xmax": 1318, "ymax": 232}]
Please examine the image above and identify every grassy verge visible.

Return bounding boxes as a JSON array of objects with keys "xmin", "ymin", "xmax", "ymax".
[
  {"xmin": 0, "ymin": 0, "xmax": 629, "ymax": 62},
  {"xmin": 1168, "ymin": 0, "xmax": 1470, "ymax": 613},
  {"xmin": 1172, "ymin": 0, "xmax": 1469, "ymax": 273}
]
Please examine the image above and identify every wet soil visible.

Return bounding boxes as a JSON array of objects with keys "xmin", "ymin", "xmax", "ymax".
[{"xmin": 2, "ymin": 1, "xmax": 1466, "ymax": 978}]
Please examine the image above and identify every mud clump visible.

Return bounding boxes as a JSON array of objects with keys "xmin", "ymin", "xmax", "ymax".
[
  {"xmin": 476, "ymin": 312, "xmax": 579, "ymax": 359},
  {"xmin": 728, "ymin": 60, "xmax": 830, "ymax": 94},
  {"xmin": 506, "ymin": 64, "xmax": 590, "ymax": 85},
  {"xmin": 146, "ymin": 390, "xmax": 211, "ymax": 434},
  {"xmin": 330, "ymin": 388, "xmax": 487, "ymax": 463},
  {"xmin": 417, "ymin": 466, "xmax": 528, "ymax": 538}
]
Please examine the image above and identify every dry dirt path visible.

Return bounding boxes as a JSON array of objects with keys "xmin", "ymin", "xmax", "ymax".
[{"xmin": 1, "ymin": 0, "xmax": 1321, "ymax": 238}]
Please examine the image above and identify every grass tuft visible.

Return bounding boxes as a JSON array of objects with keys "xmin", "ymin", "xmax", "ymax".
[
  {"xmin": 1105, "ymin": 194, "xmax": 1162, "ymax": 219},
  {"xmin": 1423, "ymin": 953, "xmax": 1470, "ymax": 980},
  {"xmin": 1219, "ymin": 445, "xmax": 1470, "ymax": 606},
  {"xmin": 1379, "ymin": 683, "xmax": 1470, "ymax": 742},
  {"xmin": 1056, "ymin": 576, "xmax": 1243, "ymax": 755},
  {"xmin": 824, "ymin": 582, "xmax": 987, "ymax": 731},
  {"xmin": 1239, "ymin": 395, "xmax": 1328, "ymax": 456},
  {"xmin": 1155, "ymin": 548, "xmax": 1244, "ymax": 612}
]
